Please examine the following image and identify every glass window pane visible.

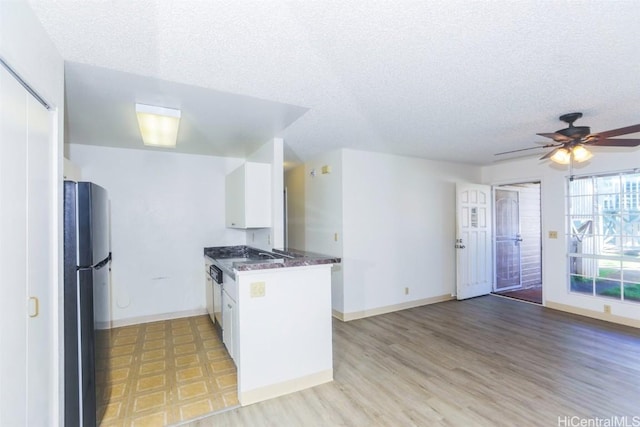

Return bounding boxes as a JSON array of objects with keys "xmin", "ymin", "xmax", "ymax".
[
  {"xmin": 596, "ymin": 259, "xmax": 621, "ymax": 299},
  {"xmin": 570, "ymin": 256, "xmax": 594, "ymax": 294},
  {"xmin": 596, "ymin": 278, "xmax": 621, "ymax": 299},
  {"xmin": 570, "ymin": 274, "xmax": 593, "ymax": 294},
  {"xmin": 622, "ymin": 175, "xmax": 640, "ymax": 211},
  {"xmin": 570, "ymin": 195, "xmax": 593, "ymax": 215},
  {"xmin": 595, "ymin": 175, "xmax": 620, "ymax": 195},
  {"xmin": 598, "ymin": 259, "xmax": 621, "ymax": 280},
  {"xmin": 597, "ymin": 194, "xmax": 618, "ymax": 213},
  {"xmin": 597, "ymin": 214, "xmax": 621, "ymax": 236},
  {"xmin": 570, "ymin": 178, "xmax": 593, "ymax": 195},
  {"xmin": 621, "ymin": 236, "xmax": 640, "ymax": 256},
  {"xmin": 622, "ymin": 261, "xmax": 640, "ymax": 301},
  {"xmin": 572, "ymin": 235, "xmax": 598, "ymax": 255}
]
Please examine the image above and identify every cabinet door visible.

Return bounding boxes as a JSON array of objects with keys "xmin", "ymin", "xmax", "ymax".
[
  {"xmin": 225, "ymin": 162, "xmax": 272, "ymax": 229},
  {"xmin": 213, "ymin": 281, "xmax": 222, "ymax": 327},
  {"xmin": 222, "ymin": 290, "xmax": 234, "ymax": 360},
  {"xmin": 225, "ymin": 165, "xmax": 246, "ymax": 228},
  {"xmin": 244, "ymin": 163, "xmax": 272, "ymax": 228}
]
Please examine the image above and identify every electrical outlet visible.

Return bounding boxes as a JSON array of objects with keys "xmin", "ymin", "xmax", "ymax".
[
  {"xmin": 404, "ymin": 287, "xmax": 409, "ymax": 295},
  {"xmin": 548, "ymin": 231, "xmax": 558, "ymax": 239},
  {"xmin": 604, "ymin": 304, "xmax": 611, "ymax": 314},
  {"xmin": 334, "ymin": 233, "xmax": 338, "ymax": 242},
  {"xmin": 250, "ymin": 282, "xmax": 266, "ymax": 298},
  {"xmin": 268, "ymin": 234, "xmax": 271, "ymax": 245}
]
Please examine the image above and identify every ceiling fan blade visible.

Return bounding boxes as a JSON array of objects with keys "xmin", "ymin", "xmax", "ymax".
[
  {"xmin": 591, "ymin": 138, "xmax": 640, "ymax": 147},
  {"xmin": 539, "ymin": 148, "xmax": 559, "ymax": 160},
  {"xmin": 494, "ymin": 143, "xmax": 559, "ymax": 156},
  {"xmin": 595, "ymin": 124, "xmax": 640, "ymax": 139},
  {"xmin": 537, "ymin": 132, "xmax": 571, "ymax": 142}
]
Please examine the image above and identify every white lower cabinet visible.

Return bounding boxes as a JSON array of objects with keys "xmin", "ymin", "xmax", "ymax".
[{"xmin": 222, "ymin": 289, "xmax": 236, "ymax": 362}]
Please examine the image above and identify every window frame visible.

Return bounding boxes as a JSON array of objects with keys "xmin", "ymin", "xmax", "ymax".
[{"xmin": 567, "ymin": 170, "xmax": 640, "ymax": 303}]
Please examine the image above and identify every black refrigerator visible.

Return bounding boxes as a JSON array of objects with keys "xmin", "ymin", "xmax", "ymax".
[{"xmin": 64, "ymin": 181, "xmax": 111, "ymax": 427}]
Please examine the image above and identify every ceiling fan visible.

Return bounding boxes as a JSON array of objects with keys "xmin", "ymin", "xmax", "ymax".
[{"xmin": 495, "ymin": 112, "xmax": 640, "ymax": 164}]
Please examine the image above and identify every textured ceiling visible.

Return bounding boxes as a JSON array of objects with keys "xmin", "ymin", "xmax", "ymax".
[{"xmin": 28, "ymin": 0, "xmax": 640, "ymax": 165}]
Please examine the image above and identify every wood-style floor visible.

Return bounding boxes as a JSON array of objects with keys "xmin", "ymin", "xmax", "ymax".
[{"xmin": 187, "ymin": 295, "xmax": 640, "ymax": 427}]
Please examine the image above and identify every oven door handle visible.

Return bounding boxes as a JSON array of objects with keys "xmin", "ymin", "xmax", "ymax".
[{"xmin": 210, "ymin": 265, "xmax": 223, "ymax": 284}]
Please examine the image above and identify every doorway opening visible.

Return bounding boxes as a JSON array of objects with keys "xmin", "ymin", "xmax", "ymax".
[{"xmin": 492, "ymin": 181, "xmax": 542, "ymax": 304}]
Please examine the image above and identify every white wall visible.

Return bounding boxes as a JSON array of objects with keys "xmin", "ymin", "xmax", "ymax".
[
  {"xmin": 300, "ymin": 148, "xmax": 482, "ymax": 318},
  {"xmin": 284, "ymin": 164, "xmax": 306, "ymax": 250},
  {"xmin": 303, "ymin": 150, "xmax": 344, "ymax": 312},
  {"xmin": 0, "ymin": 0, "xmax": 64, "ymax": 424},
  {"xmin": 341, "ymin": 149, "xmax": 481, "ymax": 315},
  {"xmin": 246, "ymin": 138, "xmax": 284, "ymax": 250},
  {"xmin": 483, "ymin": 151, "xmax": 640, "ymax": 324},
  {"xmin": 69, "ymin": 144, "xmax": 244, "ymax": 325}
]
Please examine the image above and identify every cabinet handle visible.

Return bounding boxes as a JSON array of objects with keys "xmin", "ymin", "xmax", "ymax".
[
  {"xmin": 227, "ymin": 304, "xmax": 232, "ymax": 309},
  {"xmin": 29, "ymin": 296, "xmax": 39, "ymax": 318}
]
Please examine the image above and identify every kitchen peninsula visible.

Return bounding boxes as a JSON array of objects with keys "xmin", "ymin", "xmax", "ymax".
[{"xmin": 204, "ymin": 245, "xmax": 340, "ymax": 406}]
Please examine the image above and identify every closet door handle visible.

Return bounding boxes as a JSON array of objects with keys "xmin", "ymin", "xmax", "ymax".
[{"xmin": 29, "ymin": 296, "xmax": 39, "ymax": 318}]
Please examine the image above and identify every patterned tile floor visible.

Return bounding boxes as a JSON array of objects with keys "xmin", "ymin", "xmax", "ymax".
[{"xmin": 97, "ymin": 315, "xmax": 238, "ymax": 426}]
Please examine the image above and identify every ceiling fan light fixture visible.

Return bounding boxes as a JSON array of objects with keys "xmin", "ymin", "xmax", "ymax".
[
  {"xmin": 572, "ymin": 144, "xmax": 593, "ymax": 163},
  {"xmin": 550, "ymin": 147, "xmax": 571, "ymax": 164},
  {"xmin": 135, "ymin": 103, "xmax": 181, "ymax": 148}
]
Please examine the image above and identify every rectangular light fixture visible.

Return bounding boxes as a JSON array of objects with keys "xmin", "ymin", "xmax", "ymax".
[{"xmin": 135, "ymin": 103, "xmax": 181, "ymax": 147}]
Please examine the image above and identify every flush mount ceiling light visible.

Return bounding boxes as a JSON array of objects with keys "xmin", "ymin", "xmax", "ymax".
[{"xmin": 135, "ymin": 103, "xmax": 181, "ymax": 148}]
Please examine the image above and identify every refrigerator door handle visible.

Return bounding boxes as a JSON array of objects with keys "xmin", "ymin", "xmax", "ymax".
[{"xmin": 94, "ymin": 256, "xmax": 110, "ymax": 270}]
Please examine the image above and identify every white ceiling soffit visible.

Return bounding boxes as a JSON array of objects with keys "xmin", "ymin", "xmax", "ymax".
[
  {"xmin": 64, "ymin": 62, "xmax": 308, "ymax": 158},
  {"xmin": 30, "ymin": 0, "xmax": 640, "ymax": 165}
]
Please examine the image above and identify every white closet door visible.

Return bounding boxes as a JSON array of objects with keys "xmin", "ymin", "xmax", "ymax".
[
  {"xmin": 0, "ymin": 64, "xmax": 54, "ymax": 426},
  {"xmin": 26, "ymin": 84, "xmax": 54, "ymax": 426},
  {"xmin": 0, "ymin": 62, "xmax": 29, "ymax": 427}
]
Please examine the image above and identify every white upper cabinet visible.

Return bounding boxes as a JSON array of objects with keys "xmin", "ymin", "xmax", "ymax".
[
  {"xmin": 225, "ymin": 162, "xmax": 272, "ymax": 228},
  {"xmin": 63, "ymin": 157, "xmax": 82, "ymax": 181}
]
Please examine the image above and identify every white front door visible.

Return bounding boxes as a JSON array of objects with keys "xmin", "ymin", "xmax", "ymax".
[{"xmin": 456, "ymin": 183, "xmax": 493, "ymax": 299}]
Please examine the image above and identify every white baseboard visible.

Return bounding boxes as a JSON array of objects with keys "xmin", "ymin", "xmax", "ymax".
[
  {"xmin": 101, "ymin": 308, "xmax": 208, "ymax": 329},
  {"xmin": 239, "ymin": 369, "xmax": 333, "ymax": 406},
  {"xmin": 546, "ymin": 301, "xmax": 640, "ymax": 329},
  {"xmin": 332, "ymin": 294, "xmax": 454, "ymax": 322}
]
